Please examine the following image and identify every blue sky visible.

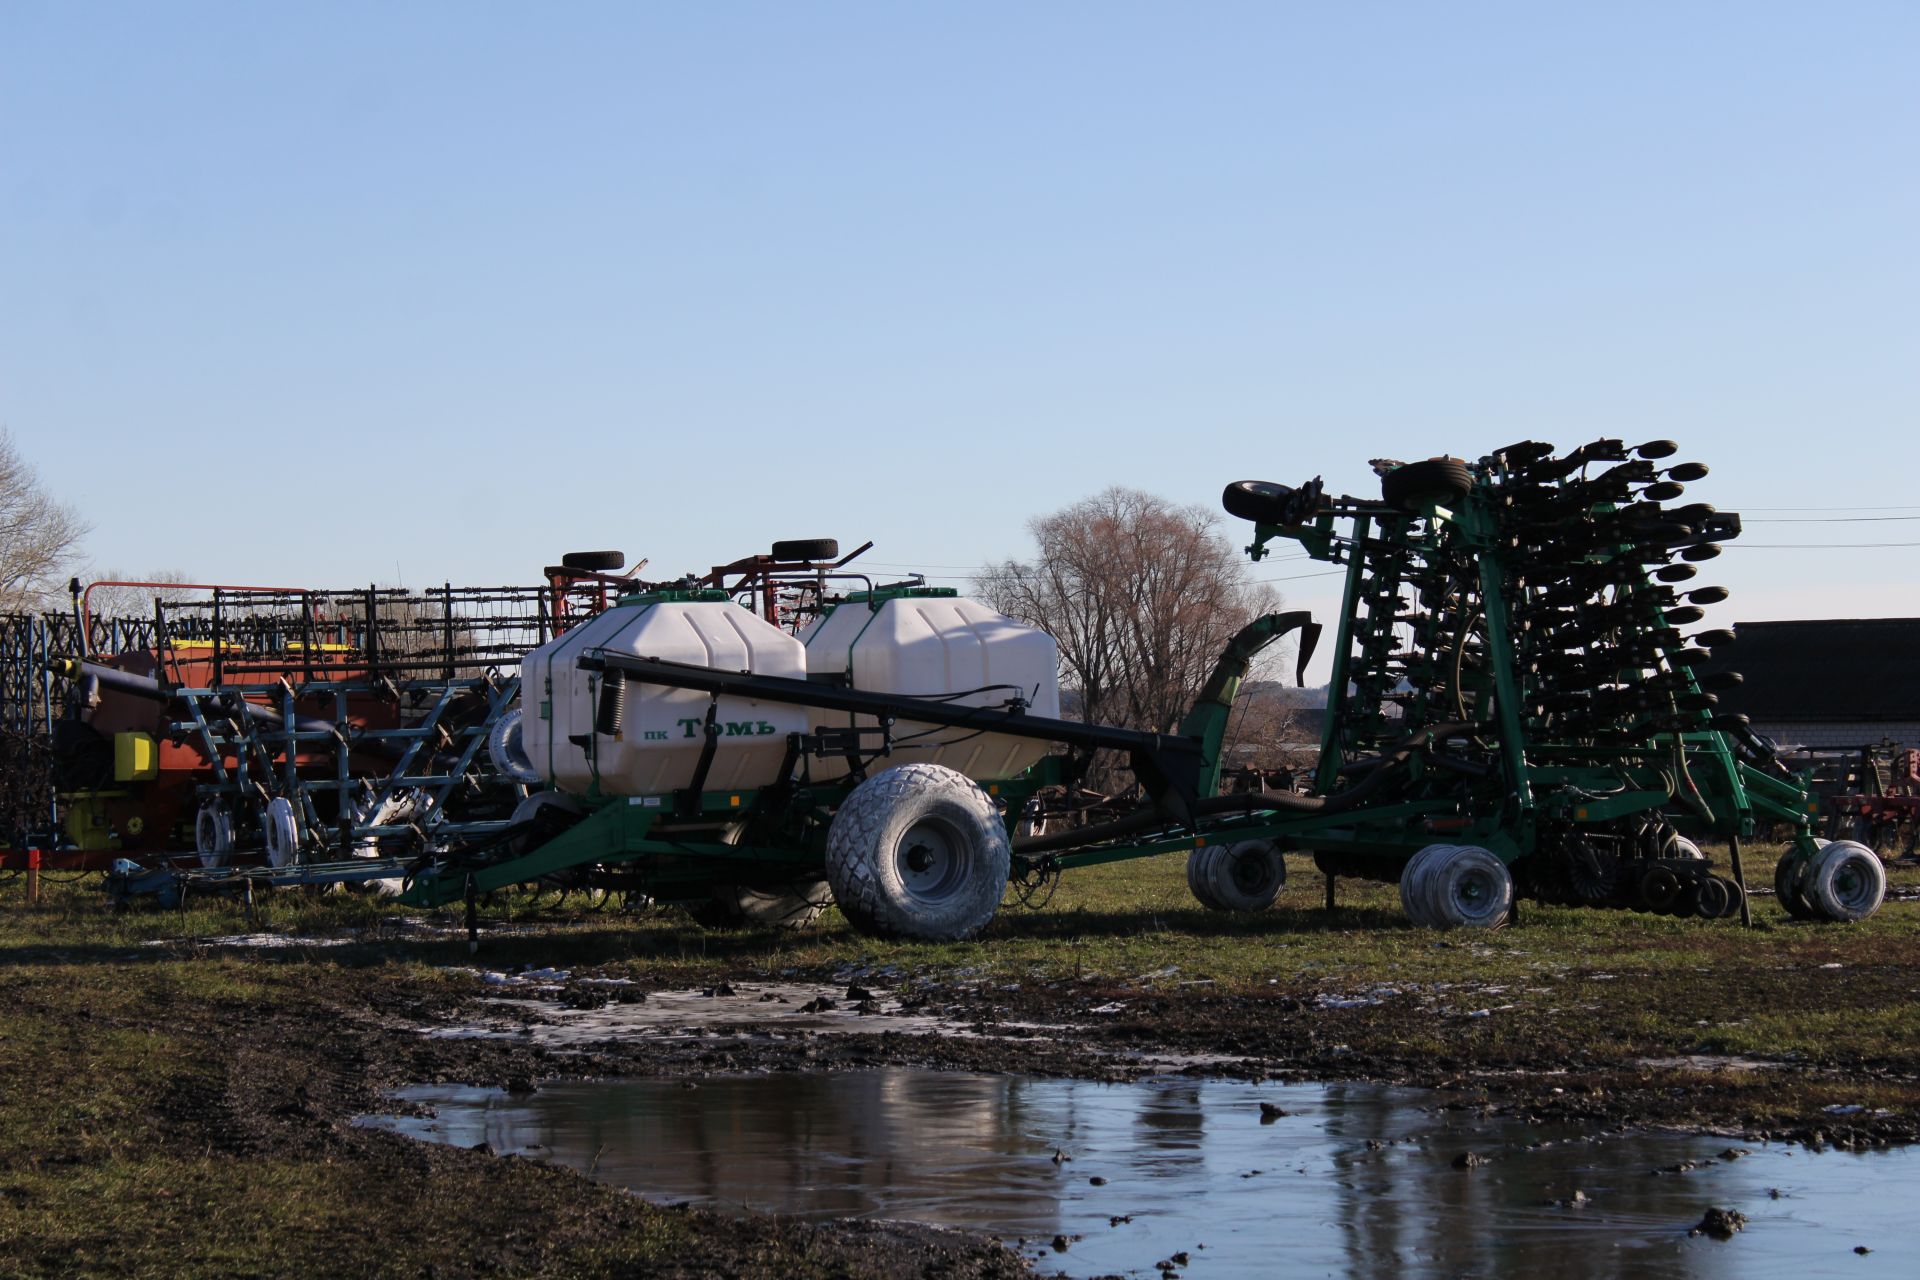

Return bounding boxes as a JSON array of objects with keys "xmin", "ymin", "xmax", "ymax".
[{"xmin": 3, "ymin": 2, "xmax": 1915, "ymax": 680}]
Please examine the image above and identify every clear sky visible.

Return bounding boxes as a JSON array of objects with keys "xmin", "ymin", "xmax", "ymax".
[{"xmin": 3, "ymin": 2, "xmax": 1915, "ymax": 682}]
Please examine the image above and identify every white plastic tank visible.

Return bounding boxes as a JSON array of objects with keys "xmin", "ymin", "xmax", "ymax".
[
  {"xmin": 520, "ymin": 591, "xmax": 809, "ymax": 797},
  {"xmin": 799, "ymin": 588, "xmax": 1061, "ymax": 782}
]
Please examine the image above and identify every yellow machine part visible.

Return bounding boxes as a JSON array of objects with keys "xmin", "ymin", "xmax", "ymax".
[
  {"xmin": 169, "ymin": 640, "xmax": 355, "ymax": 653},
  {"xmin": 114, "ymin": 732, "xmax": 160, "ymax": 781},
  {"xmin": 62, "ymin": 792, "xmax": 126, "ymax": 852}
]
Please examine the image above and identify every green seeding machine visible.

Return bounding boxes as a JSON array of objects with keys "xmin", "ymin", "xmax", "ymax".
[
  {"xmin": 9, "ymin": 440, "xmax": 1885, "ymax": 936},
  {"xmin": 395, "ymin": 438, "xmax": 1885, "ymax": 937}
]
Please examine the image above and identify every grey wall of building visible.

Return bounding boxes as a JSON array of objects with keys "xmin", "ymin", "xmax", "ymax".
[{"xmin": 1754, "ymin": 721, "xmax": 1920, "ymax": 751}]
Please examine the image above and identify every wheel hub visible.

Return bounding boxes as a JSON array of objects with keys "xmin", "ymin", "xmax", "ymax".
[
  {"xmin": 895, "ymin": 819, "xmax": 963, "ymax": 902},
  {"xmin": 1230, "ymin": 855, "xmax": 1270, "ymax": 894}
]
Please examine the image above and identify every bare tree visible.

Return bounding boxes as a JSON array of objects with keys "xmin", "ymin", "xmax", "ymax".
[
  {"xmin": 1219, "ymin": 680, "xmax": 1325, "ymax": 784},
  {"xmin": 978, "ymin": 487, "xmax": 1284, "ymax": 742},
  {"xmin": 0, "ymin": 428, "xmax": 88, "ymax": 612}
]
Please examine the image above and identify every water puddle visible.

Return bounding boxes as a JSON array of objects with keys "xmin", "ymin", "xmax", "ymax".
[{"xmin": 360, "ymin": 1069, "xmax": 1911, "ymax": 1277}]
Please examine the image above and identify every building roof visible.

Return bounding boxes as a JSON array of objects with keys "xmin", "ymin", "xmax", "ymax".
[{"xmin": 1701, "ymin": 619, "xmax": 1920, "ymax": 724}]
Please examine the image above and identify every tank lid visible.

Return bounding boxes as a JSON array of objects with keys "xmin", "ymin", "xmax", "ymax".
[
  {"xmin": 841, "ymin": 586, "xmax": 959, "ymax": 604},
  {"xmin": 610, "ymin": 588, "xmax": 734, "ymax": 607}
]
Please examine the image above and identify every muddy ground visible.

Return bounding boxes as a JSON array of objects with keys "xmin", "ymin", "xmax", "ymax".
[
  {"xmin": 3, "ymin": 856, "xmax": 1917, "ymax": 1277},
  {"xmin": 409, "ymin": 954, "xmax": 1920, "ymax": 1151},
  {"xmin": 0, "ymin": 959, "xmax": 1032, "ymax": 1280}
]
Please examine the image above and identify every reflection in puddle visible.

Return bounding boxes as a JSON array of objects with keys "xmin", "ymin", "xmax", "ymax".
[{"xmin": 361, "ymin": 1070, "xmax": 1912, "ymax": 1278}]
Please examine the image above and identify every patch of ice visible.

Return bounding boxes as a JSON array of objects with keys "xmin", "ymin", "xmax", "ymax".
[
  {"xmin": 479, "ymin": 967, "xmax": 572, "ymax": 985},
  {"xmin": 1635, "ymin": 1054, "xmax": 1782, "ymax": 1073},
  {"xmin": 143, "ymin": 933, "xmax": 354, "ymax": 949},
  {"xmin": 1316, "ymin": 985, "xmax": 1406, "ymax": 1010},
  {"xmin": 423, "ymin": 980, "xmax": 1158, "ymax": 1072}
]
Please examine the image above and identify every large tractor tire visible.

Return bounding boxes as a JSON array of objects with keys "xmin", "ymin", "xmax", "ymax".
[
  {"xmin": 1187, "ymin": 839, "xmax": 1286, "ymax": 912},
  {"xmin": 1222, "ymin": 481, "xmax": 1306, "ymax": 526},
  {"xmin": 1186, "ymin": 846, "xmax": 1226, "ymax": 910},
  {"xmin": 1805, "ymin": 840, "xmax": 1885, "ymax": 922},
  {"xmin": 1399, "ymin": 844, "xmax": 1456, "ymax": 926},
  {"xmin": 1426, "ymin": 845, "xmax": 1513, "ymax": 928},
  {"xmin": 1774, "ymin": 850, "xmax": 1820, "ymax": 920},
  {"xmin": 195, "ymin": 801, "xmax": 234, "ymax": 868},
  {"xmin": 263, "ymin": 797, "xmax": 301, "ymax": 868},
  {"xmin": 1381, "ymin": 458, "xmax": 1474, "ymax": 512},
  {"xmin": 561, "ymin": 550, "xmax": 625, "ymax": 572},
  {"xmin": 504, "ymin": 790, "xmax": 585, "ymax": 857},
  {"xmin": 1401, "ymin": 844, "xmax": 1511, "ymax": 929},
  {"xmin": 771, "ymin": 538, "xmax": 840, "ymax": 562},
  {"xmin": 824, "ymin": 764, "xmax": 1010, "ymax": 941}
]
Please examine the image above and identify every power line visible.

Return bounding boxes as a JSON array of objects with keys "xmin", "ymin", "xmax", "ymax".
[
  {"xmin": 1727, "ymin": 541, "xmax": 1920, "ymax": 549},
  {"xmin": 863, "ymin": 509, "xmax": 1920, "ymax": 578},
  {"xmin": 1746, "ymin": 515, "xmax": 1920, "ymax": 523},
  {"xmin": 1740, "ymin": 504, "xmax": 1920, "ymax": 513},
  {"xmin": 857, "ymin": 551, "xmax": 1317, "ymax": 572},
  {"xmin": 854, "ymin": 562, "xmax": 1006, "ymax": 571},
  {"xmin": 1255, "ymin": 569, "xmax": 1348, "ymax": 584},
  {"xmin": 883, "ymin": 563, "xmax": 1325, "ymax": 584}
]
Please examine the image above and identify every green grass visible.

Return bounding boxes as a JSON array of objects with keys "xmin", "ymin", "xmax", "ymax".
[
  {"xmin": 5, "ymin": 846, "xmax": 1914, "ymax": 1004},
  {"xmin": 6, "ymin": 845, "xmax": 1913, "ymax": 1061}
]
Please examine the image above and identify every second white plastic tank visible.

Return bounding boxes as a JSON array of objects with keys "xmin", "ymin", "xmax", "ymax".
[{"xmin": 799, "ymin": 588, "xmax": 1060, "ymax": 782}]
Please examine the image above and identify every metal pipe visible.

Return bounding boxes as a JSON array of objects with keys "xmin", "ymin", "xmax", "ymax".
[
  {"xmin": 579, "ymin": 652, "xmax": 1201, "ymax": 760},
  {"xmin": 1729, "ymin": 831, "xmax": 1752, "ymax": 928},
  {"xmin": 45, "ymin": 658, "xmax": 338, "ymax": 734}
]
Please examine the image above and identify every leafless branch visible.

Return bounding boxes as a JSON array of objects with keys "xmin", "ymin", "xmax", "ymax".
[{"xmin": 0, "ymin": 427, "xmax": 89, "ymax": 612}]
